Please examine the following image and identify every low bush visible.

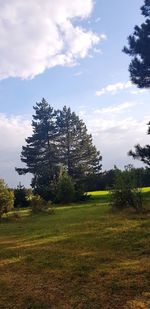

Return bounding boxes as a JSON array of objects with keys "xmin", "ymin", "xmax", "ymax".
[
  {"xmin": 30, "ymin": 195, "xmax": 54, "ymax": 215},
  {"xmin": 0, "ymin": 179, "xmax": 14, "ymax": 219},
  {"xmin": 30, "ymin": 195, "xmax": 48, "ymax": 214},
  {"xmin": 55, "ymin": 169, "xmax": 75, "ymax": 204},
  {"xmin": 110, "ymin": 166, "xmax": 143, "ymax": 212}
]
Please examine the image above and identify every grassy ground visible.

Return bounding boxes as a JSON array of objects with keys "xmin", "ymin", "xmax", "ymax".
[{"xmin": 0, "ymin": 194, "xmax": 150, "ymax": 308}]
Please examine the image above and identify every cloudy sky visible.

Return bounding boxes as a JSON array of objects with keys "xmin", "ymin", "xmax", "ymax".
[{"xmin": 0, "ymin": 0, "xmax": 149, "ymax": 187}]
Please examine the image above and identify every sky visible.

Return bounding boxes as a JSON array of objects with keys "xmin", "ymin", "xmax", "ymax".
[{"xmin": 0, "ymin": 0, "xmax": 149, "ymax": 187}]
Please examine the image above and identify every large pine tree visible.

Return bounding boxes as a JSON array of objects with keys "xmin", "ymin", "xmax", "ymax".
[
  {"xmin": 123, "ymin": 0, "xmax": 150, "ymax": 88},
  {"xmin": 123, "ymin": 1, "xmax": 150, "ymax": 165},
  {"xmin": 56, "ymin": 106, "xmax": 102, "ymax": 180},
  {"xmin": 16, "ymin": 98, "xmax": 59, "ymax": 199}
]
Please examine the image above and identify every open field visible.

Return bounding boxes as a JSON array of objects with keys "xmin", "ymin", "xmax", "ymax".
[
  {"xmin": 0, "ymin": 194, "xmax": 150, "ymax": 308},
  {"xmin": 88, "ymin": 187, "xmax": 150, "ymax": 204}
]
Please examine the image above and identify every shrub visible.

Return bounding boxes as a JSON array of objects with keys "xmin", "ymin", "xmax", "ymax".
[
  {"xmin": 56, "ymin": 169, "xmax": 75, "ymax": 203},
  {"xmin": 30, "ymin": 195, "xmax": 48, "ymax": 214},
  {"xmin": 110, "ymin": 166, "xmax": 143, "ymax": 211},
  {"xmin": 0, "ymin": 179, "xmax": 14, "ymax": 218},
  {"xmin": 14, "ymin": 183, "xmax": 31, "ymax": 208}
]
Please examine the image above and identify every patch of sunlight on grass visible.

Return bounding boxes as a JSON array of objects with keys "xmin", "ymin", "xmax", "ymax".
[
  {"xmin": 141, "ymin": 187, "xmax": 150, "ymax": 193},
  {"xmin": 88, "ymin": 190, "xmax": 109, "ymax": 196},
  {"xmin": 78, "ymin": 251, "xmax": 96, "ymax": 257},
  {"xmin": 7, "ymin": 234, "xmax": 70, "ymax": 250},
  {"xmin": 4, "ymin": 208, "xmax": 30, "ymax": 218},
  {"xmin": 105, "ymin": 221, "xmax": 141, "ymax": 233},
  {"xmin": 118, "ymin": 259, "xmax": 140, "ymax": 269},
  {"xmin": 125, "ymin": 296, "xmax": 150, "ymax": 309},
  {"xmin": 0, "ymin": 256, "xmax": 24, "ymax": 266},
  {"xmin": 56, "ymin": 203, "xmax": 96, "ymax": 210}
]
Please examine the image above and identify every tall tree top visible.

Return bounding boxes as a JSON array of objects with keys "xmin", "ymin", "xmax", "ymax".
[
  {"xmin": 141, "ymin": 0, "xmax": 150, "ymax": 17},
  {"xmin": 123, "ymin": 0, "xmax": 150, "ymax": 88}
]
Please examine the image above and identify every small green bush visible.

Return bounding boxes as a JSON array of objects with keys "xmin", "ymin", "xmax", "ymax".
[
  {"xmin": 30, "ymin": 195, "xmax": 47, "ymax": 214},
  {"xmin": 56, "ymin": 169, "xmax": 75, "ymax": 204},
  {"xmin": 110, "ymin": 166, "xmax": 143, "ymax": 211},
  {"xmin": 0, "ymin": 179, "xmax": 14, "ymax": 218}
]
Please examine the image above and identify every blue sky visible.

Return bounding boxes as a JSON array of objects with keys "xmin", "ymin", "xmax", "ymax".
[{"xmin": 0, "ymin": 0, "xmax": 149, "ymax": 187}]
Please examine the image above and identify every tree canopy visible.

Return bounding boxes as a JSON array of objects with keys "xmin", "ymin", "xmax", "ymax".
[
  {"xmin": 123, "ymin": 0, "xmax": 150, "ymax": 88},
  {"xmin": 16, "ymin": 99, "xmax": 102, "ymax": 200}
]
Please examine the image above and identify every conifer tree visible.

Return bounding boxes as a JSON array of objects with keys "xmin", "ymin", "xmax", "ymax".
[
  {"xmin": 123, "ymin": 0, "xmax": 150, "ymax": 88},
  {"xmin": 16, "ymin": 98, "xmax": 59, "ymax": 199},
  {"xmin": 56, "ymin": 106, "xmax": 102, "ymax": 181}
]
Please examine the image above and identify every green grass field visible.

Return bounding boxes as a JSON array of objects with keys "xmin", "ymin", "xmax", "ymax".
[{"xmin": 0, "ymin": 191, "xmax": 150, "ymax": 308}]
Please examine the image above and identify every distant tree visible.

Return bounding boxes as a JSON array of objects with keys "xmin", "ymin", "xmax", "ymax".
[
  {"xmin": 16, "ymin": 98, "xmax": 59, "ymax": 200},
  {"xmin": 123, "ymin": 0, "xmax": 150, "ymax": 88},
  {"xmin": 0, "ymin": 179, "xmax": 14, "ymax": 218}
]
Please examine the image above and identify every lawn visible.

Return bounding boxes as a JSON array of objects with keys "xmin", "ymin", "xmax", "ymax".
[{"xmin": 0, "ymin": 196, "xmax": 150, "ymax": 308}]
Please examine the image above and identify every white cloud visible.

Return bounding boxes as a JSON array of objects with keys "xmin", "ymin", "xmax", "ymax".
[
  {"xmin": 73, "ymin": 71, "xmax": 83, "ymax": 77},
  {"xmin": 0, "ymin": 113, "xmax": 32, "ymax": 186},
  {"xmin": 86, "ymin": 113, "xmax": 150, "ymax": 170},
  {"xmin": 131, "ymin": 89, "xmax": 148, "ymax": 95},
  {"xmin": 0, "ymin": 114, "xmax": 31, "ymax": 149},
  {"xmin": 0, "ymin": 0, "xmax": 105, "ymax": 80},
  {"xmin": 94, "ymin": 102, "xmax": 139, "ymax": 115},
  {"xmin": 96, "ymin": 81, "xmax": 132, "ymax": 96}
]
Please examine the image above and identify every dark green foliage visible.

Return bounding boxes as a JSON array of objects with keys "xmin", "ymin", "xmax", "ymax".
[
  {"xmin": 56, "ymin": 106, "xmax": 102, "ymax": 180},
  {"xmin": 14, "ymin": 183, "xmax": 30, "ymax": 208},
  {"xmin": 56, "ymin": 106, "xmax": 102, "ymax": 199},
  {"xmin": 110, "ymin": 166, "xmax": 143, "ymax": 211},
  {"xmin": 84, "ymin": 169, "xmax": 116, "ymax": 191},
  {"xmin": 83, "ymin": 167, "xmax": 150, "ymax": 192},
  {"xmin": 16, "ymin": 98, "xmax": 59, "ymax": 200},
  {"xmin": 16, "ymin": 100, "xmax": 102, "ymax": 201},
  {"xmin": 0, "ymin": 179, "xmax": 14, "ymax": 218},
  {"xmin": 141, "ymin": 0, "xmax": 150, "ymax": 17},
  {"xmin": 123, "ymin": 0, "xmax": 150, "ymax": 88},
  {"xmin": 128, "ymin": 122, "xmax": 150, "ymax": 166},
  {"xmin": 56, "ymin": 168, "xmax": 75, "ymax": 203}
]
